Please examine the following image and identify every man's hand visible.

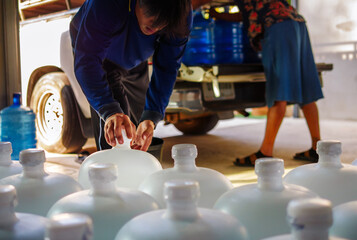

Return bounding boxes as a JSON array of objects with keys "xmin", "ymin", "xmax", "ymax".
[
  {"xmin": 131, "ymin": 120, "xmax": 155, "ymax": 152},
  {"xmin": 104, "ymin": 113, "xmax": 136, "ymax": 147}
]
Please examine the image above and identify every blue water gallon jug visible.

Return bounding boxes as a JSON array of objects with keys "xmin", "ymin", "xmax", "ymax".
[
  {"xmin": 182, "ymin": 9, "xmax": 261, "ymax": 66},
  {"xmin": 214, "ymin": 20, "xmax": 244, "ymax": 64},
  {"xmin": 182, "ymin": 10, "xmax": 216, "ymax": 66},
  {"xmin": 0, "ymin": 93, "xmax": 37, "ymax": 160}
]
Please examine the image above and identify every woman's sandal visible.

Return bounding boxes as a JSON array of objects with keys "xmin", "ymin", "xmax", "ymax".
[
  {"xmin": 293, "ymin": 148, "xmax": 319, "ymax": 162},
  {"xmin": 233, "ymin": 150, "xmax": 272, "ymax": 167}
]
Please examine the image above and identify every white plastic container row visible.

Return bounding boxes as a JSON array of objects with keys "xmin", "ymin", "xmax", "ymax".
[{"xmin": 1, "ymin": 140, "xmax": 357, "ymax": 239}]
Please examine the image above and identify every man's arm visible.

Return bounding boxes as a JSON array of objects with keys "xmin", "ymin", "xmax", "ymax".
[
  {"xmin": 71, "ymin": 0, "xmax": 137, "ymax": 144},
  {"xmin": 133, "ymin": 12, "xmax": 193, "ymax": 151},
  {"xmin": 71, "ymin": 0, "xmax": 126, "ymax": 121}
]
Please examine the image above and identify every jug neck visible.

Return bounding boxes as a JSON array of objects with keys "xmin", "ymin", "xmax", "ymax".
[
  {"xmin": 318, "ymin": 154, "xmax": 343, "ymax": 168},
  {"xmin": 291, "ymin": 228, "xmax": 329, "ymax": 240},
  {"xmin": 0, "ymin": 204, "xmax": 18, "ymax": 227},
  {"xmin": 173, "ymin": 157, "xmax": 197, "ymax": 172},
  {"xmin": 165, "ymin": 200, "xmax": 200, "ymax": 221},
  {"xmin": 113, "ymin": 142, "xmax": 131, "ymax": 150},
  {"xmin": 90, "ymin": 181, "xmax": 118, "ymax": 198},
  {"xmin": 257, "ymin": 176, "xmax": 284, "ymax": 191},
  {"xmin": 22, "ymin": 164, "xmax": 47, "ymax": 178},
  {"xmin": 0, "ymin": 154, "xmax": 12, "ymax": 167},
  {"xmin": 12, "ymin": 93, "xmax": 21, "ymax": 106}
]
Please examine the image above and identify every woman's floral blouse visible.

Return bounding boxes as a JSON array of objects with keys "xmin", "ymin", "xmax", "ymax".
[{"xmin": 236, "ymin": 0, "xmax": 305, "ymax": 50}]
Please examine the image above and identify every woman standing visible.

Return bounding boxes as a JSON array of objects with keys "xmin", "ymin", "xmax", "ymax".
[{"xmin": 208, "ymin": 0, "xmax": 323, "ymax": 166}]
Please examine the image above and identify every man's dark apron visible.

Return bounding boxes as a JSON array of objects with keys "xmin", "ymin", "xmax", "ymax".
[{"xmin": 90, "ymin": 59, "xmax": 150, "ymax": 150}]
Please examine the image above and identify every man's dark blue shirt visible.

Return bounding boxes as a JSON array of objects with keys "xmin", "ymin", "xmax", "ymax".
[{"xmin": 70, "ymin": 0, "xmax": 192, "ymax": 125}]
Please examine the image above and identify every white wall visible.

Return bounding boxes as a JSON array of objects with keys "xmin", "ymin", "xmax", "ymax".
[
  {"xmin": 299, "ymin": 0, "xmax": 357, "ymax": 120},
  {"xmin": 20, "ymin": 17, "xmax": 71, "ymax": 105}
]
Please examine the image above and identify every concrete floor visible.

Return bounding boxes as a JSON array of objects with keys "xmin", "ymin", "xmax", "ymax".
[{"xmin": 44, "ymin": 116, "xmax": 357, "ymax": 187}]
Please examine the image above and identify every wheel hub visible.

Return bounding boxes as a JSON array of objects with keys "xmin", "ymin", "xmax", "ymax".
[{"xmin": 38, "ymin": 93, "xmax": 63, "ymax": 144}]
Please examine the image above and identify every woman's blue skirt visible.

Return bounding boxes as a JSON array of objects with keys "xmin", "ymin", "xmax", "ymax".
[{"xmin": 261, "ymin": 19, "xmax": 324, "ymax": 108}]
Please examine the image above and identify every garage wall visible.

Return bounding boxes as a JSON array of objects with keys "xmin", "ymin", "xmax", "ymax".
[
  {"xmin": 299, "ymin": 0, "xmax": 357, "ymax": 121},
  {"xmin": 0, "ymin": 1, "xmax": 21, "ymax": 110}
]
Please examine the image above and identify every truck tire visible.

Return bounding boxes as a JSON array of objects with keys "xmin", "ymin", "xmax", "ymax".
[
  {"xmin": 29, "ymin": 72, "xmax": 87, "ymax": 153},
  {"xmin": 173, "ymin": 114, "xmax": 219, "ymax": 135}
]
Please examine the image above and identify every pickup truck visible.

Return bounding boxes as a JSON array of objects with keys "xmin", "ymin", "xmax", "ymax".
[{"xmin": 19, "ymin": 0, "xmax": 332, "ymax": 154}]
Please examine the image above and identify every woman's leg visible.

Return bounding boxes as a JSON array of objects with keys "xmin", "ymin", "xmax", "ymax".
[
  {"xmin": 234, "ymin": 101, "xmax": 287, "ymax": 166},
  {"xmin": 301, "ymin": 101, "xmax": 321, "ymax": 150},
  {"xmin": 293, "ymin": 101, "xmax": 321, "ymax": 162},
  {"xmin": 260, "ymin": 101, "xmax": 287, "ymax": 156}
]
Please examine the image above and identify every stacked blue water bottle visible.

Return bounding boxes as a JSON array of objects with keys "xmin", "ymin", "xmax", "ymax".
[
  {"xmin": 0, "ymin": 93, "xmax": 37, "ymax": 160},
  {"xmin": 182, "ymin": 9, "xmax": 261, "ymax": 66}
]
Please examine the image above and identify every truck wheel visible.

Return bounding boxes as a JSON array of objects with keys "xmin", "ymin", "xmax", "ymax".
[
  {"xmin": 29, "ymin": 72, "xmax": 87, "ymax": 153},
  {"xmin": 173, "ymin": 114, "xmax": 219, "ymax": 135}
]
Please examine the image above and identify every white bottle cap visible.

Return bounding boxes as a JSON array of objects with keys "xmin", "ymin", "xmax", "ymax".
[
  {"xmin": 0, "ymin": 185, "xmax": 16, "ymax": 205},
  {"xmin": 172, "ymin": 144, "xmax": 198, "ymax": 159},
  {"xmin": 48, "ymin": 213, "xmax": 93, "ymax": 240},
  {"xmin": 164, "ymin": 179, "xmax": 199, "ymax": 202},
  {"xmin": 0, "ymin": 142, "xmax": 12, "ymax": 154},
  {"xmin": 317, "ymin": 140, "xmax": 341, "ymax": 157},
  {"xmin": 88, "ymin": 163, "xmax": 117, "ymax": 184},
  {"xmin": 287, "ymin": 198, "xmax": 333, "ymax": 226},
  {"xmin": 255, "ymin": 158, "xmax": 284, "ymax": 177},
  {"xmin": 19, "ymin": 149, "xmax": 46, "ymax": 166}
]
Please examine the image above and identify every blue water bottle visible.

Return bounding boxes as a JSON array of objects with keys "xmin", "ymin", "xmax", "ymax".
[
  {"xmin": 182, "ymin": 10, "xmax": 216, "ymax": 66},
  {"xmin": 0, "ymin": 93, "xmax": 37, "ymax": 160}
]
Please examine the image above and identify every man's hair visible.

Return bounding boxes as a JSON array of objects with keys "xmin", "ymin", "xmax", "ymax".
[{"xmin": 138, "ymin": 0, "xmax": 192, "ymax": 37}]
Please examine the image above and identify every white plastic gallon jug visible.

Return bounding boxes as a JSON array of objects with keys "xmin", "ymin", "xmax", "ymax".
[
  {"xmin": 214, "ymin": 158, "xmax": 318, "ymax": 240},
  {"xmin": 262, "ymin": 198, "xmax": 348, "ymax": 240},
  {"xmin": 284, "ymin": 140, "xmax": 357, "ymax": 206},
  {"xmin": 78, "ymin": 133, "xmax": 162, "ymax": 190},
  {"xmin": 0, "ymin": 142, "xmax": 22, "ymax": 179},
  {"xmin": 48, "ymin": 163, "xmax": 160, "ymax": 240},
  {"xmin": 0, "ymin": 149, "xmax": 82, "ymax": 216},
  {"xmin": 0, "ymin": 185, "xmax": 48, "ymax": 240},
  {"xmin": 116, "ymin": 179, "xmax": 248, "ymax": 240},
  {"xmin": 330, "ymin": 201, "xmax": 357, "ymax": 240},
  {"xmin": 46, "ymin": 213, "xmax": 93, "ymax": 240},
  {"xmin": 139, "ymin": 144, "xmax": 233, "ymax": 208}
]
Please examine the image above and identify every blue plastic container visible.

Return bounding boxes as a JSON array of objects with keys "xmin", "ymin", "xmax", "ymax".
[
  {"xmin": 182, "ymin": 11, "xmax": 216, "ymax": 66},
  {"xmin": 214, "ymin": 19, "xmax": 244, "ymax": 64},
  {"xmin": 182, "ymin": 10, "xmax": 261, "ymax": 66},
  {"xmin": 0, "ymin": 93, "xmax": 37, "ymax": 160}
]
